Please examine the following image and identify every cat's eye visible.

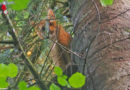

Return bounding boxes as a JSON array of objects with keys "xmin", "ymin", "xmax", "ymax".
[
  {"xmin": 41, "ymin": 26, "xmax": 45, "ymax": 31},
  {"xmin": 50, "ymin": 22, "xmax": 53, "ymax": 26}
]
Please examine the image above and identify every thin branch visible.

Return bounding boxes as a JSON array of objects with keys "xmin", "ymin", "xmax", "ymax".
[
  {"xmin": 5, "ymin": 14, "xmax": 48, "ymax": 90},
  {"xmin": 0, "ymin": 41, "xmax": 14, "ymax": 44},
  {"xmin": 62, "ymin": 7, "xmax": 69, "ymax": 15},
  {"xmin": 82, "ymin": 0, "xmax": 102, "ymax": 74},
  {"xmin": 83, "ymin": 36, "xmax": 96, "ymax": 74},
  {"xmin": 88, "ymin": 36, "xmax": 130, "ymax": 60},
  {"xmin": 40, "ymin": 42, "xmax": 56, "ymax": 76},
  {"xmin": 55, "ymin": 1, "xmax": 66, "ymax": 5},
  {"xmin": 50, "ymin": 39, "xmax": 83, "ymax": 59},
  {"xmin": 0, "ymin": 46, "xmax": 14, "ymax": 50},
  {"xmin": 0, "ymin": 40, "xmax": 14, "ymax": 44},
  {"xmin": 100, "ymin": 9, "xmax": 130, "ymax": 23}
]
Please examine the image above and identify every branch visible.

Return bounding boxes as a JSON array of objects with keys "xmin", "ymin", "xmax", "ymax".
[
  {"xmin": 62, "ymin": 8, "xmax": 69, "ymax": 15},
  {"xmin": 100, "ymin": 9, "xmax": 130, "ymax": 24},
  {"xmin": 55, "ymin": 1, "xmax": 66, "ymax": 4},
  {"xmin": 40, "ymin": 42, "xmax": 55, "ymax": 76},
  {"xmin": 0, "ymin": 46, "xmax": 14, "ymax": 50},
  {"xmin": 5, "ymin": 14, "xmax": 47, "ymax": 90},
  {"xmin": 50, "ymin": 39, "xmax": 83, "ymax": 59},
  {"xmin": 0, "ymin": 40, "xmax": 14, "ymax": 44}
]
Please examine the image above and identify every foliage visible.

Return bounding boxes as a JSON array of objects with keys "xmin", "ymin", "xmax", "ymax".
[
  {"xmin": 0, "ymin": 0, "xmax": 30, "ymax": 10},
  {"xmin": 0, "ymin": 63, "xmax": 18, "ymax": 88},
  {"xmin": 18, "ymin": 81, "xmax": 40, "ymax": 90},
  {"xmin": 54, "ymin": 66, "xmax": 63, "ymax": 76},
  {"xmin": 68, "ymin": 72, "xmax": 86, "ymax": 88},
  {"xmin": 100, "ymin": 0, "xmax": 114, "ymax": 6},
  {"xmin": 50, "ymin": 83, "xmax": 61, "ymax": 90},
  {"xmin": 0, "ymin": 63, "xmax": 40, "ymax": 90},
  {"xmin": 50, "ymin": 67, "xmax": 86, "ymax": 90}
]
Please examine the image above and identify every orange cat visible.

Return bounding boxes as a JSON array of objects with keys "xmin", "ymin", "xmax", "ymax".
[{"xmin": 35, "ymin": 9, "xmax": 71, "ymax": 69}]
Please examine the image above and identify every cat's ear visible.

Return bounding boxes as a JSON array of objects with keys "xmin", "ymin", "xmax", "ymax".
[{"xmin": 48, "ymin": 9, "xmax": 55, "ymax": 20}]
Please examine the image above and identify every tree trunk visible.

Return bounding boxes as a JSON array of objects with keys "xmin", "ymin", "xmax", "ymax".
[{"xmin": 69, "ymin": 0, "xmax": 130, "ymax": 90}]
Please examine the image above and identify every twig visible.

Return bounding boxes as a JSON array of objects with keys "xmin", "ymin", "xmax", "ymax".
[
  {"xmin": 50, "ymin": 39, "xmax": 83, "ymax": 59},
  {"xmin": 83, "ymin": 36, "xmax": 96, "ymax": 74},
  {"xmin": 100, "ymin": 9, "xmax": 130, "ymax": 23},
  {"xmin": 0, "ymin": 40, "xmax": 14, "ymax": 44},
  {"xmin": 55, "ymin": 1, "xmax": 65, "ymax": 4},
  {"xmin": 88, "ymin": 36, "xmax": 130, "ymax": 60},
  {"xmin": 5, "ymin": 14, "xmax": 48, "ymax": 90},
  {"xmin": 0, "ymin": 46, "xmax": 14, "ymax": 50},
  {"xmin": 82, "ymin": 0, "xmax": 101, "ymax": 74},
  {"xmin": 40, "ymin": 42, "xmax": 56, "ymax": 76}
]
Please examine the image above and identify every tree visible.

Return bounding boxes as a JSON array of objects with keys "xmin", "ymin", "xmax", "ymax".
[{"xmin": 69, "ymin": 0, "xmax": 130, "ymax": 90}]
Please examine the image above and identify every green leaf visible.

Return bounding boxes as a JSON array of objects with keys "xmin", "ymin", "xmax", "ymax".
[
  {"xmin": 54, "ymin": 67, "xmax": 63, "ymax": 76},
  {"xmin": 62, "ymin": 75, "xmax": 68, "ymax": 79},
  {"xmin": 17, "ymin": 21, "xmax": 25, "ymax": 26},
  {"xmin": 61, "ymin": 75, "xmax": 71, "ymax": 88},
  {"xmin": 50, "ymin": 83, "xmax": 61, "ymax": 90},
  {"xmin": 18, "ymin": 81, "xmax": 28, "ymax": 90},
  {"xmin": 100, "ymin": 0, "xmax": 114, "ymax": 6},
  {"xmin": 0, "ymin": 77, "xmax": 9, "ymax": 88},
  {"xmin": 0, "ymin": 0, "xmax": 3, "ymax": 3},
  {"xmin": 57, "ymin": 76, "xmax": 68, "ymax": 86},
  {"xmin": 0, "ymin": 63, "xmax": 18, "ymax": 88},
  {"xmin": 8, "ymin": 63, "xmax": 18, "ymax": 78},
  {"xmin": 23, "ymin": 11, "xmax": 30, "ymax": 19},
  {"xmin": 18, "ymin": 81, "xmax": 40, "ymax": 90},
  {"xmin": 14, "ymin": 16, "xmax": 19, "ymax": 20},
  {"xmin": 9, "ymin": 0, "xmax": 30, "ymax": 10},
  {"xmin": 0, "ymin": 64, "xmax": 8, "ymax": 77},
  {"xmin": 68, "ymin": 72, "xmax": 86, "ymax": 88},
  {"xmin": 28, "ymin": 86, "xmax": 40, "ymax": 90}
]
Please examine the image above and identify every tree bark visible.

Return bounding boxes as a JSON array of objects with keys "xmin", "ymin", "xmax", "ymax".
[{"xmin": 69, "ymin": 0, "xmax": 130, "ymax": 90}]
